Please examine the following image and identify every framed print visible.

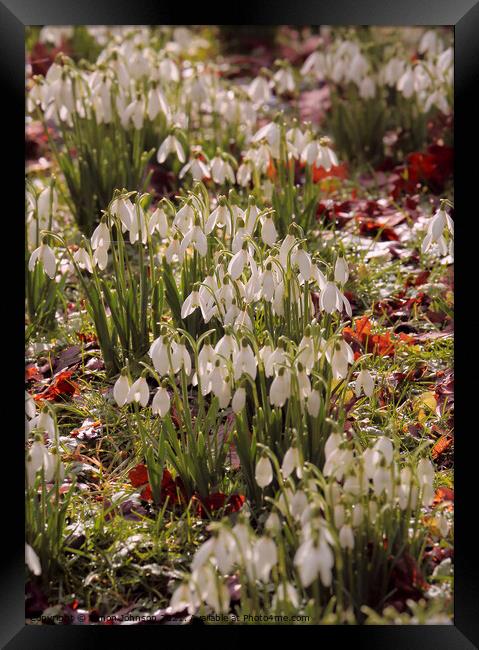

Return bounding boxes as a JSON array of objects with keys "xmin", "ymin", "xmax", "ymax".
[{"xmin": 1, "ymin": 0, "xmax": 477, "ymax": 645}]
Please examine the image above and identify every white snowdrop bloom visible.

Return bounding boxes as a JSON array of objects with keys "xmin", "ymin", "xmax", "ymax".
[
  {"xmin": 306, "ymin": 389, "xmax": 321, "ymax": 417},
  {"xmin": 301, "ymin": 140, "xmax": 321, "ymax": 166},
  {"xmin": 173, "ymin": 203, "xmax": 195, "ymax": 235},
  {"xmin": 374, "ymin": 436, "xmax": 394, "ymax": 466},
  {"xmin": 273, "ymin": 67, "xmax": 295, "ymax": 94},
  {"xmin": 260, "ymin": 265, "xmax": 276, "ymax": 302},
  {"xmin": 233, "ymin": 340, "xmax": 257, "ymax": 381},
  {"xmin": 121, "ymin": 97, "xmax": 145, "ymax": 129},
  {"xmin": 339, "ymin": 524, "xmax": 355, "ymax": 550},
  {"xmin": 170, "ymin": 341, "xmax": 192, "ymax": 376},
  {"xmin": 382, "ymin": 57, "xmax": 405, "ymax": 86},
  {"xmin": 372, "ymin": 466, "xmax": 392, "ymax": 499},
  {"xmin": 148, "ymin": 207, "xmax": 169, "ymax": 238},
  {"xmin": 291, "ymin": 490, "xmax": 308, "ymax": 520},
  {"xmin": 248, "ymin": 75, "xmax": 271, "ymax": 105},
  {"xmin": 129, "ymin": 204, "xmax": 148, "ymax": 245},
  {"xmin": 296, "ymin": 363, "xmax": 312, "ymax": 400},
  {"xmin": 301, "ymin": 50, "xmax": 324, "ymax": 76},
  {"xmin": 244, "ymin": 202, "xmax": 261, "ymax": 234},
  {"xmin": 352, "ymin": 504, "xmax": 363, "ymax": 527},
  {"xmin": 261, "ymin": 216, "xmax": 278, "ymax": 247},
  {"xmin": 25, "ymin": 543, "xmax": 42, "ymax": 576},
  {"xmin": 215, "ymin": 333, "xmax": 239, "ymax": 360},
  {"xmin": 334, "ymin": 257, "xmax": 349, "ymax": 285},
  {"xmin": 152, "ymin": 387, "xmax": 170, "ymax": 416},
  {"xmin": 149, "ymin": 336, "xmax": 171, "ymax": 375},
  {"xmin": 73, "ymin": 247, "xmax": 93, "ymax": 273},
  {"xmin": 334, "ymin": 504, "xmax": 345, "ymax": 529},
  {"xmin": 270, "ymin": 367, "xmax": 291, "ymax": 407},
  {"xmin": 234, "ymin": 308, "xmax": 254, "ymax": 333},
  {"xmin": 181, "ymin": 290, "xmax": 202, "ymax": 319},
  {"xmin": 157, "ymin": 134, "xmax": 185, "ymax": 164},
  {"xmin": 317, "ymin": 140, "xmax": 339, "ymax": 170},
  {"xmin": 264, "ymin": 344, "xmax": 287, "ymax": 377},
  {"xmin": 292, "ymin": 246, "xmax": 312, "ymax": 281},
  {"xmin": 232, "ymin": 387, "xmax": 246, "ymax": 414},
  {"xmin": 27, "ymin": 441, "xmax": 58, "ymax": 485},
  {"xmin": 281, "ymin": 447, "xmax": 300, "ymax": 479},
  {"xmin": 214, "ymin": 529, "xmax": 238, "ymax": 574},
  {"xmin": 210, "ymin": 156, "xmax": 235, "ymax": 185},
  {"xmin": 252, "ymin": 121, "xmax": 281, "ymax": 158},
  {"xmin": 228, "ymin": 246, "xmax": 249, "ymax": 281},
  {"xmin": 111, "ymin": 196, "xmax": 134, "ymax": 232},
  {"xmin": 179, "ymin": 157, "xmax": 210, "ymax": 182},
  {"xmin": 180, "ymin": 223, "xmax": 208, "ymax": 258},
  {"xmin": 325, "ymin": 433, "xmax": 343, "ymax": 462},
  {"xmin": 422, "ymin": 207, "xmax": 454, "ymax": 254},
  {"xmin": 348, "ymin": 52, "xmax": 369, "ymax": 83},
  {"xmin": 91, "ymin": 221, "xmax": 110, "ymax": 250},
  {"xmin": 417, "ymin": 458, "xmax": 435, "ymax": 506},
  {"xmin": 113, "ymin": 371, "xmax": 131, "ymax": 407},
  {"xmin": 28, "ymin": 243, "xmax": 56, "ymax": 279},
  {"xmin": 294, "ymin": 538, "xmax": 334, "ymax": 588},
  {"xmin": 28, "ymin": 410, "xmax": 55, "ymax": 440},
  {"xmin": 354, "ymin": 368, "xmax": 375, "ymax": 398},
  {"xmin": 265, "ymin": 512, "xmax": 281, "ymax": 534},
  {"xmin": 311, "ymin": 263, "xmax": 327, "ymax": 291},
  {"xmin": 25, "ymin": 391, "xmax": 36, "ymax": 420},
  {"xmin": 419, "ymin": 29, "xmax": 441, "ymax": 56},
  {"xmin": 159, "ymin": 57, "xmax": 180, "ymax": 82},
  {"xmin": 237, "ymin": 161, "xmax": 253, "ymax": 187},
  {"xmin": 147, "ymin": 85, "xmax": 169, "ymax": 121},
  {"xmin": 206, "ymin": 202, "xmax": 232, "ymax": 235},
  {"xmin": 397, "ymin": 68, "xmax": 415, "ymax": 98},
  {"xmin": 191, "ymin": 538, "xmax": 216, "ymax": 572},
  {"xmin": 255, "ymin": 455, "xmax": 273, "ymax": 488},
  {"xmin": 273, "ymin": 582, "xmax": 299, "ymax": 609},
  {"xmin": 252, "ymin": 537, "xmax": 278, "ymax": 582},
  {"xmin": 320, "ymin": 281, "xmax": 352, "ymax": 317},
  {"xmin": 127, "ymin": 376, "xmax": 150, "ymax": 407}
]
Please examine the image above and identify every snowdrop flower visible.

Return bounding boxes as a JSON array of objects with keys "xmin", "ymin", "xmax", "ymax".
[
  {"xmin": 93, "ymin": 245, "xmax": 108, "ymax": 270},
  {"xmin": 73, "ymin": 245, "xmax": 93, "ymax": 273},
  {"xmin": 373, "ymin": 466, "xmax": 392, "ymax": 499},
  {"xmin": 252, "ymin": 121, "xmax": 281, "ymax": 158},
  {"xmin": 113, "ymin": 369, "xmax": 131, "ymax": 407},
  {"xmin": 273, "ymin": 66, "xmax": 295, "ymax": 94},
  {"xmin": 147, "ymin": 83, "xmax": 169, "ymax": 121},
  {"xmin": 248, "ymin": 74, "xmax": 271, "ymax": 105},
  {"xmin": 228, "ymin": 243, "xmax": 249, "ymax": 281},
  {"xmin": 270, "ymin": 367, "xmax": 291, "ymax": 407},
  {"xmin": 281, "ymin": 447, "xmax": 301, "ymax": 479},
  {"xmin": 148, "ymin": 207, "xmax": 169, "ymax": 238},
  {"xmin": 91, "ymin": 220, "xmax": 110, "ymax": 250},
  {"xmin": 397, "ymin": 68, "xmax": 415, "ymax": 98},
  {"xmin": 273, "ymin": 582, "xmax": 299, "ymax": 609},
  {"xmin": 252, "ymin": 537, "xmax": 278, "ymax": 582},
  {"xmin": 121, "ymin": 96, "xmax": 145, "ymax": 129},
  {"xmin": 159, "ymin": 57, "xmax": 180, "ymax": 83},
  {"xmin": 157, "ymin": 134, "xmax": 186, "ymax": 164},
  {"xmin": 173, "ymin": 202, "xmax": 195, "ymax": 235},
  {"xmin": 171, "ymin": 340, "xmax": 192, "ymax": 376},
  {"xmin": 179, "ymin": 156, "xmax": 210, "ymax": 181},
  {"xmin": 210, "ymin": 155, "xmax": 235, "ymax": 185},
  {"xmin": 237, "ymin": 161, "xmax": 253, "ymax": 187},
  {"xmin": 417, "ymin": 457, "xmax": 435, "ymax": 505},
  {"xmin": 306, "ymin": 388, "xmax": 321, "ymax": 417},
  {"xmin": 320, "ymin": 281, "xmax": 352, "ymax": 317},
  {"xmin": 180, "ymin": 220, "xmax": 208, "ymax": 258},
  {"xmin": 354, "ymin": 368, "xmax": 375, "ymax": 398},
  {"xmin": 25, "ymin": 391, "xmax": 36, "ymax": 420},
  {"xmin": 233, "ymin": 339, "xmax": 257, "ymax": 381},
  {"xmin": 232, "ymin": 386, "xmax": 246, "ymax": 414},
  {"xmin": 206, "ymin": 198, "xmax": 232, "ymax": 235},
  {"xmin": 422, "ymin": 205, "xmax": 454, "ymax": 254},
  {"xmin": 261, "ymin": 216, "xmax": 278, "ymax": 247},
  {"xmin": 339, "ymin": 524, "xmax": 355, "ymax": 550},
  {"xmin": 111, "ymin": 196, "xmax": 134, "ymax": 232},
  {"xmin": 25, "ymin": 543, "xmax": 41, "ymax": 576},
  {"xmin": 28, "ymin": 241, "xmax": 56, "ymax": 279},
  {"xmin": 334, "ymin": 257, "xmax": 349, "ymax": 285},
  {"xmin": 127, "ymin": 375, "xmax": 150, "ymax": 407},
  {"xmin": 28, "ymin": 409, "xmax": 55, "ymax": 440},
  {"xmin": 294, "ymin": 537, "xmax": 334, "ymax": 587},
  {"xmin": 324, "ymin": 339, "xmax": 354, "ymax": 380},
  {"xmin": 181, "ymin": 289, "xmax": 203, "ymax": 320},
  {"xmin": 255, "ymin": 455, "xmax": 273, "ymax": 488},
  {"xmin": 152, "ymin": 386, "xmax": 170, "ymax": 416}
]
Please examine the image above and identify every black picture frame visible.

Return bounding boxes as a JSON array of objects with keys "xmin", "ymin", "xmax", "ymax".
[{"xmin": 3, "ymin": 1, "xmax": 478, "ymax": 646}]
